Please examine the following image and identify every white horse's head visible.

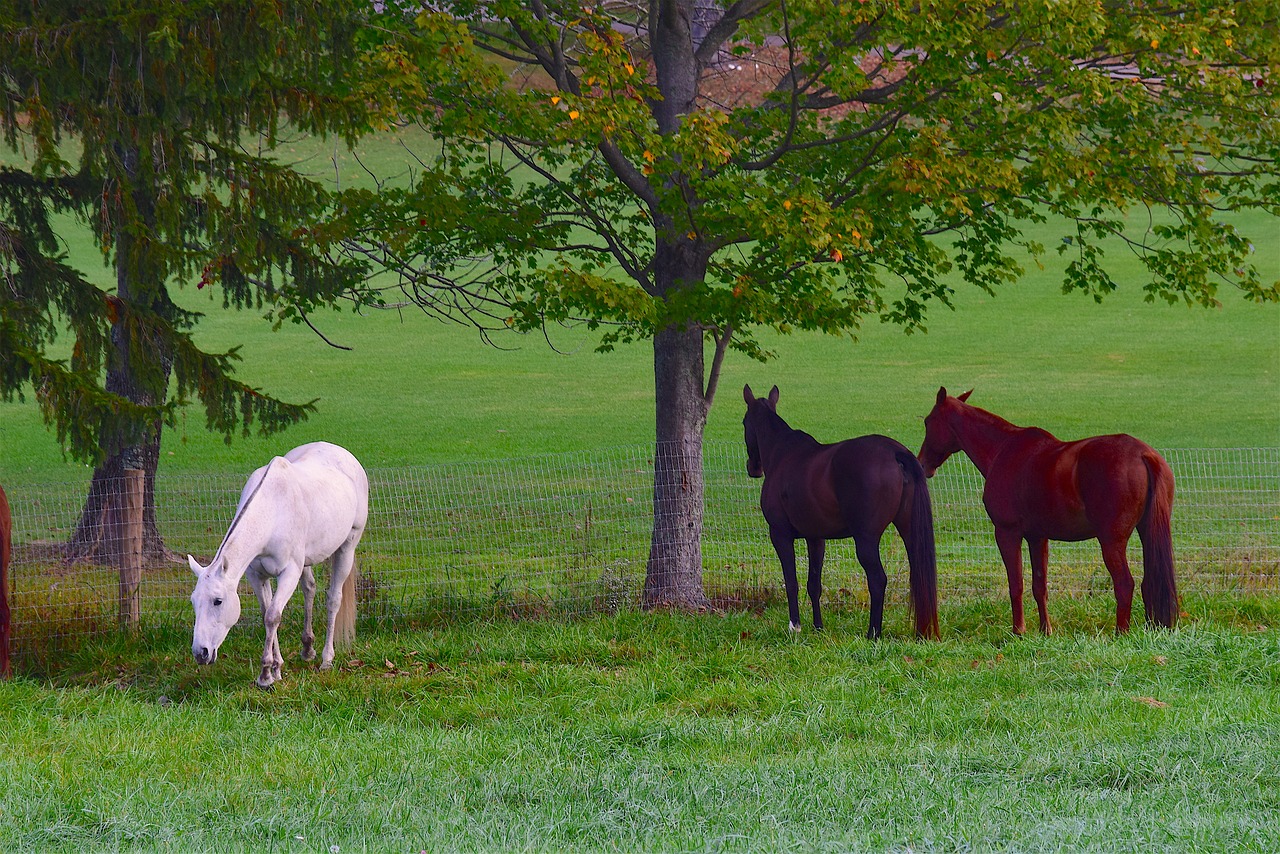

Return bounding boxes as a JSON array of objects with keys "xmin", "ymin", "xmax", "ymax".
[{"xmin": 189, "ymin": 555, "xmax": 242, "ymax": 664}]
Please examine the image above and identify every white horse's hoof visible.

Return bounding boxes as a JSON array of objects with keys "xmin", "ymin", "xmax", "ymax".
[{"xmin": 318, "ymin": 660, "xmax": 333, "ymax": 672}]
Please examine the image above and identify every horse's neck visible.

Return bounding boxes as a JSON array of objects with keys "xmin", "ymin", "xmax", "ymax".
[
  {"xmin": 210, "ymin": 526, "xmax": 265, "ymax": 582},
  {"xmin": 952, "ymin": 404, "xmax": 1026, "ymax": 475},
  {"xmin": 212, "ymin": 462, "xmax": 286, "ymax": 576},
  {"xmin": 761, "ymin": 414, "xmax": 817, "ymax": 465}
]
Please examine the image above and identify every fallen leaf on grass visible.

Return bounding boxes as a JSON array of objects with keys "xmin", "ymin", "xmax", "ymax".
[{"xmin": 1132, "ymin": 696, "xmax": 1168, "ymax": 708}]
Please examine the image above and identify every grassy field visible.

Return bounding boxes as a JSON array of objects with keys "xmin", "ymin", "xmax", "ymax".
[{"xmin": 2, "ymin": 598, "xmax": 1279, "ymax": 851}]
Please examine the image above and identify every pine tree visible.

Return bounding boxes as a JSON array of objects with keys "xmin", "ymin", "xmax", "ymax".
[{"xmin": 1, "ymin": 1, "xmax": 381, "ymax": 559}]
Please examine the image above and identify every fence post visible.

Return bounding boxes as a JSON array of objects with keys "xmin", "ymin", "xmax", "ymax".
[{"xmin": 112, "ymin": 468, "xmax": 144, "ymax": 631}]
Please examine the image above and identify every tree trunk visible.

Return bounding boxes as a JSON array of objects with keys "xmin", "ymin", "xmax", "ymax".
[
  {"xmin": 66, "ymin": 143, "xmax": 176, "ymax": 565},
  {"xmin": 643, "ymin": 323, "xmax": 711, "ymax": 609},
  {"xmin": 65, "ymin": 428, "xmax": 174, "ymax": 564}
]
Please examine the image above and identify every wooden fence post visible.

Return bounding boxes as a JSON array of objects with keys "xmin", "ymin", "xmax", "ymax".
[{"xmin": 112, "ymin": 468, "xmax": 144, "ymax": 631}]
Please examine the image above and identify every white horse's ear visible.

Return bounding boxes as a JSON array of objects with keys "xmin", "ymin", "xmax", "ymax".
[{"xmin": 188, "ymin": 555, "xmax": 204, "ymax": 577}]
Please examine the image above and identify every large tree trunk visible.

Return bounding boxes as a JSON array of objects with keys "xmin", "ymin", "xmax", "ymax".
[
  {"xmin": 64, "ymin": 425, "xmax": 173, "ymax": 564},
  {"xmin": 643, "ymin": 322, "xmax": 711, "ymax": 609}
]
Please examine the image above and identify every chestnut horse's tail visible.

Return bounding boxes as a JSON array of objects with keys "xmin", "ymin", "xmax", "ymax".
[
  {"xmin": 897, "ymin": 450, "xmax": 940, "ymax": 639},
  {"xmin": 1139, "ymin": 453, "xmax": 1179, "ymax": 629},
  {"xmin": 0, "ymin": 485, "xmax": 12, "ymax": 678}
]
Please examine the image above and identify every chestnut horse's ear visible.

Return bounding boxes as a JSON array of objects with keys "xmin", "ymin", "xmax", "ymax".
[
  {"xmin": 767, "ymin": 385, "xmax": 780, "ymax": 407},
  {"xmin": 743, "ymin": 384, "xmax": 755, "ymax": 403},
  {"xmin": 958, "ymin": 389, "xmax": 973, "ymax": 402},
  {"xmin": 936, "ymin": 386, "xmax": 948, "ymax": 405}
]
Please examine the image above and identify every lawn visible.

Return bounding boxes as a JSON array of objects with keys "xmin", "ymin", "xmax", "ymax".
[{"xmin": 1, "ymin": 598, "xmax": 1278, "ymax": 851}]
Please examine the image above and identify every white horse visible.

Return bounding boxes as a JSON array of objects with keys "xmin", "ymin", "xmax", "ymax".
[{"xmin": 189, "ymin": 442, "xmax": 368, "ymax": 688}]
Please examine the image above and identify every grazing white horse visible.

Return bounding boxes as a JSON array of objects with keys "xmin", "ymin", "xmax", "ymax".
[{"xmin": 189, "ymin": 442, "xmax": 368, "ymax": 688}]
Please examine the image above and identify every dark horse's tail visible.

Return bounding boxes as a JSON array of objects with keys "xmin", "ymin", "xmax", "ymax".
[
  {"xmin": 1138, "ymin": 452, "xmax": 1179, "ymax": 629},
  {"xmin": 896, "ymin": 450, "xmax": 940, "ymax": 639}
]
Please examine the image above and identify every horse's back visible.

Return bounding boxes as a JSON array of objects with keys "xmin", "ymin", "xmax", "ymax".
[
  {"xmin": 284, "ymin": 442, "xmax": 369, "ymax": 523},
  {"xmin": 260, "ymin": 444, "xmax": 369, "ymax": 562},
  {"xmin": 768, "ymin": 434, "xmax": 911, "ymax": 538},
  {"xmin": 989, "ymin": 431, "xmax": 1161, "ymax": 540}
]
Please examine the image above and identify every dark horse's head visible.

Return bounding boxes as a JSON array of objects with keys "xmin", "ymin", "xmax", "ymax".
[
  {"xmin": 742, "ymin": 384, "xmax": 781, "ymax": 478},
  {"xmin": 918, "ymin": 386, "xmax": 972, "ymax": 477}
]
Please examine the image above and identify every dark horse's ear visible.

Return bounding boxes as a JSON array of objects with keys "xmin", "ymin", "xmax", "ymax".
[
  {"xmin": 767, "ymin": 385, "xmax": 779, "ymax": 407},
  {"xmin": 958, "ymin": 389, "xmax": 973, "ymax": 402},
  {"xmin": 936, "ymin": 386, "xmax": 948, "ymax": 405},
  {"xmin": 743, "ymin": 384, "xmax": 755, "ymax": 404}
]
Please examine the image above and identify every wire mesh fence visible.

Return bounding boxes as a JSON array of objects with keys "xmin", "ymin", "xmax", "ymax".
[{"xmin": 5, "ymin": 444, "xmax": 1278, "ymax": 663}]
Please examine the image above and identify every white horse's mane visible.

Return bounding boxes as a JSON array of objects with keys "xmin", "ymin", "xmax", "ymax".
[{"xmin": 210, "ymin": 457, "xmax": 280, "ymax": 565}]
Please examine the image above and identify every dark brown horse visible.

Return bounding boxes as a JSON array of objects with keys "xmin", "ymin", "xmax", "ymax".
[
  {"xmin": 0, "ymin": 484, "xmax": 11, "ymax": 677},
  {"xmin": 918, "ymin": 387, "xmax": 1178, "ymax": 634},
  {"xmin": 743, "ymin": 385, "xmax": 939, "ymax": 639}
]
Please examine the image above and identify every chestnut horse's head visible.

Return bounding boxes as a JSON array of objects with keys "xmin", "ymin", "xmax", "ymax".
[
  {"xmin": 742, "ymin": 384, "xmax": 780, "ymax": 478},
  {"xmin": 918, "ymin": 386, "xmax": 972, "ymax": 477}
]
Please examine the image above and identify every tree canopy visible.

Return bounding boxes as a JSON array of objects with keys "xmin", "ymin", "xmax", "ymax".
[{"xmin": 339, "ymin": 0, "xmax": 1280, "ymax": 605}]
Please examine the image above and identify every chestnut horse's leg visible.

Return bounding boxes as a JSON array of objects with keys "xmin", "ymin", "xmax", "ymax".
[
  {"xmin": 853, "ymin": 536, "xmax": 887, "ymax": 640},
  {"xmin": 770, "ymin": 529, "xmax": 802, "ymax": 631},
  {"xmin": 1027, "ymin": 537, "xmax": 1053, "ymax": 635},
  {"xmin": 805, "ymin": 538, "xmax": 826, "ymax": 632},
  {"xmin": 994, "ymin": 528, "xmax": 1027, "ymax": 635},
  {"xmin": 1099, "ymin": 538, "xmax": 1136, "ymax": 634}
]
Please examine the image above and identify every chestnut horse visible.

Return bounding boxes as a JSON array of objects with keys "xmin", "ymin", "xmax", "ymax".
[
  {"xmin": 743, "ymin": 385, "xmax": 939, "ymax": 639},
  {"xmin": 917, "ymin": 387, "xmax": 1178, "ymax": 634},
  {"xmin": 0, "ymin": 484, "xmax": 11, "ymax": 677}
]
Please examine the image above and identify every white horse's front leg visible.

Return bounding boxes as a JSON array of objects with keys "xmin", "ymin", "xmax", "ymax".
[
  {"xmin": 299, "ymin": 565, "xmax": 317, "ymax": 662},
  {"xmin": 246, "ymin": 569, "xmax": 279, "ymax": 689},
  {"xmin": 320, "ymin": 545, "xmax": 357, "ymax": 671},
  {"xmin": 256, "ymin": 565, "xmax": 303, "ymax": 689}
]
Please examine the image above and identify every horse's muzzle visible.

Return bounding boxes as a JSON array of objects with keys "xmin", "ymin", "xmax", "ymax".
[{"xmin": 194, "ymin": 646, "xmax": 217, "ymax": 665}]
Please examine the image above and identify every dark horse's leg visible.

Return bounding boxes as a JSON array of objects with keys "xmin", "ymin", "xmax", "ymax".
[
  {"xmin": 806, "ymin": 538, "xmax": 825, "ymax": 631},
  {"xmin": 770, "ymin": 528, "xmax": 802, "ymax": 631},
  {"xmin": 853, "ymin": 535, "xmax": 887, "ymax": 640},
  {"xmin": 994, "ymin": 527, "xmax": 1027, "ymax": 635},
  {"xmin": 1027, "ymin": 537, "xmax": 1053, "ymax": 635}
]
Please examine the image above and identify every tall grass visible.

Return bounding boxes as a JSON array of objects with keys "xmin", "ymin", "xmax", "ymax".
[{"xmin": 1, "ymin": 599, "xmax": 1279, "ymax": 851}]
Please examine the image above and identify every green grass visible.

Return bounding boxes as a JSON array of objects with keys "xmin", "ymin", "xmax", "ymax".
[{"xmin": 2, "ymin": 599, "xmax": 1279, "ymax": 851}]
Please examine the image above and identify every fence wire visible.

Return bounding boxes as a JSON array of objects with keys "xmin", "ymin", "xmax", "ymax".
[{"xmin": 5, "ymin": 444, "xmax": 1278, "ymax": 661}]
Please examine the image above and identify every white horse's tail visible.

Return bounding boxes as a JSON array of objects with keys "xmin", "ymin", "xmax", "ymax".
[{"xmin": 334, "ymin": 560, "xmax": 357, "ymax": 649}]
